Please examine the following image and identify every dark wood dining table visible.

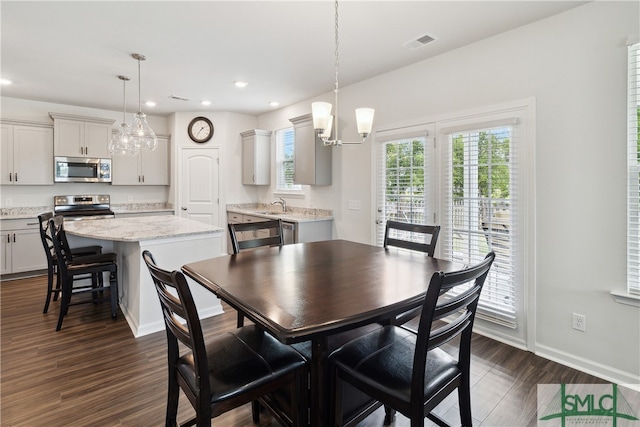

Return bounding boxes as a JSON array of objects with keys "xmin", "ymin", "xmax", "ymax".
[{"xmin": 182, "ymin": 239, "xmax": 462, "ymax": 426}]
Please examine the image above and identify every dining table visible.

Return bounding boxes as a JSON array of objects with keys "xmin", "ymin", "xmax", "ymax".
[{"xmin": 182, "ymin": 239, "xmax": 462, "ymax": 426}]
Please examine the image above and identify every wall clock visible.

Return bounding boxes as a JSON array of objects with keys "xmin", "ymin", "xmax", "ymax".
[{"xmin": 188, "ymin": 116, "xmax": 214, "ymax": 143}]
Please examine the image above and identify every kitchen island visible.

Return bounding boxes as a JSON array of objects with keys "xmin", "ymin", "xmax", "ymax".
[{"xmin": 64, "ymin": 215, "xmax": 225, "ymax": 337}]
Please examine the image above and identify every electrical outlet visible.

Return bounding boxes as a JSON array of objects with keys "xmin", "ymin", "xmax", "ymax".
[
  {"xmin": 572, "ymin": 313, "xmax": 586, "ymax": 332},
  {"xmin": 5, "ymin": 198, "xmax": 12, "ymax": 206}
]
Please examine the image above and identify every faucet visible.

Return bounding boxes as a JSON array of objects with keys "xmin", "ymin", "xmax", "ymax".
[{"xmin": 271, "ymin": 197, "xmax": 286, "ymax": 212}]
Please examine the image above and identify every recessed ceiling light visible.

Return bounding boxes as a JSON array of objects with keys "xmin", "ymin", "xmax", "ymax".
[
  {"xmin": 201, "ymin": 100, "xmax": 211, "ymax": 106},
  {"xmin": 145, "ymin": 101, "xmax": 156, "ymax": 107},
  {"xmin": 270, "ymin": 101, "xmax": 280, "ymax": 107},
  {"xmin": 234, "ymin": 81, "xmax": 248, "ymax": 88},
  {"xmin": 0, "ymin": 79, "xmax": 12, "ymax": 85}
]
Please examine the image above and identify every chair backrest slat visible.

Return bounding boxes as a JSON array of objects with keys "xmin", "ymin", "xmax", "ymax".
[
  {"xmin": 383, "ymin": 220, "xmax": 440, "ymax": 257},
  {"xmin": 228, "ymin": 219, "xmax": 284, "ymax": 254}
]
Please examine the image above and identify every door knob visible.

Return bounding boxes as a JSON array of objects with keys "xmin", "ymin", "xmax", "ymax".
[{"xmin": 181, "ymin": 207, "xmax": 187, "ymax": 211}]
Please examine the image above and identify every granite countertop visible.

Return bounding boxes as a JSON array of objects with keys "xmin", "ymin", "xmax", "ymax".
[
  {"xmin": 64, "ymin": 215, "xmax": 224, "ymax": 242},
  {"xmin": 1, "ymin": 203, "xmax": 174, "ymax": 220},
  {"xmin": 226, "ymin": 203, "xmax": 333, "ymax": 223}
]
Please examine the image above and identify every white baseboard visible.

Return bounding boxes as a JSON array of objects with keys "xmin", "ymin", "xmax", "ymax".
[{"xmin": 535, "ymin": 343, "xmax": 640, "ymax": 392}]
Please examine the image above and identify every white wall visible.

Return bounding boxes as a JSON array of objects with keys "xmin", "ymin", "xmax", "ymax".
[{"xmin": 257, "ymin": 1, "xmax": 640, "ymax": 386}]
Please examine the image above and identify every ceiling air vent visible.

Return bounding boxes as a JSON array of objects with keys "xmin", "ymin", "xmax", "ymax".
[
  {"xmin": 169, "ymin": 95, "xmax": 190, "ymax": 101},
  {"xmin": 402, "ymin": 34, "xmax": 436, "ymax": 51}
]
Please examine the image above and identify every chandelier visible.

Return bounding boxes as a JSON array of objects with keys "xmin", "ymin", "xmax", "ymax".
[
  {"xmin": 125, "ymin": 53, "xmax": 157, "ymax": 151},
  {"xmin": 108, "ymin": 75, "xmax": 138, "ymax": 156},
  {"xmin": 311, "ymin": 0, "xmax": 375, "ymax": 146}
]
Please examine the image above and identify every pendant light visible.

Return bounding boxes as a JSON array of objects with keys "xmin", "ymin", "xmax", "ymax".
[
  {"xmin": 311, "ymin": 0, "xmax": 375, "ymax": 146},
  {"xmin": 108, "ymin": 75, "xmax": 139, "ymax": 156},
  {"xmin": 125, "ymin": 53, "xmax": 158, "ymax": 151}
]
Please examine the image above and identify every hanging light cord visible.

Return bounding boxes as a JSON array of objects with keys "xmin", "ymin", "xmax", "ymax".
[
  {"xmin": 333, "ymin": 0, "xmax": 340, "ymax": 143},
  {"xmin": 121, "ymin": 77, "xmax": 127, "ymax": 122},
  {"xmin": 137, "ymin": 57, "xmax": 141, "ymax": 113}
]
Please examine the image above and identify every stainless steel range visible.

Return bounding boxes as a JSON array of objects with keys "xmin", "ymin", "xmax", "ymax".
[{"xmin": 54, "ymin": 194, "xmax": 115, "ymax": 220}]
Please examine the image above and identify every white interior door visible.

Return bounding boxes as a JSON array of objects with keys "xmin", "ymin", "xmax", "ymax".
[{"xmin": 180, "ymin": 148, "xmax": 220, "ymax": 226}]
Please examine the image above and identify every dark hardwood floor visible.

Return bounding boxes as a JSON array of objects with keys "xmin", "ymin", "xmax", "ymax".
[{"xmin": 1, "ymin": 274, "xmax": 608, "ymax": 427}]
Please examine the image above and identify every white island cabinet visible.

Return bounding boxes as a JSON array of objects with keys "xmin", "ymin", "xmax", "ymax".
[{"xmin": 64, "ymin": 215, "xmax": 225, "ymax": 338}]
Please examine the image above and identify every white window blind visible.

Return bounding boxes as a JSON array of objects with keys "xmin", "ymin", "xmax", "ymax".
[
  {"xmin": 275, "ymin": 127, "xmax": 302, "ymax": 193},
  {"xmin": 375, "ymin": 131, "xmax": 430, "ymax": 245},
  {"xmin": 628, "ymin": 41, "xmax": 640, "ymax": 294},
  {"xmin": 441, "ymin": 120, "xmax": 518, "ymax": 328}
]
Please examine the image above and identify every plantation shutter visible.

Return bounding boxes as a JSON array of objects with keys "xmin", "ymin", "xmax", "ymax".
[
  {"xmin": 440, "ymin": 116, "xmax": 520, "ymax": 328},
  {"xmin": 628, "ymin": 41, "xmax": 640, "ymax": 294},
  {"xmin": 275, "ymin": 127, "xmax": 301, "ymax": 192}
]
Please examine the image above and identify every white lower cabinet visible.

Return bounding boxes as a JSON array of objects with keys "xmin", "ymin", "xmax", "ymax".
[{"xmin": 0, "ymin": 218, "xmax": 47, "ymax": 275}]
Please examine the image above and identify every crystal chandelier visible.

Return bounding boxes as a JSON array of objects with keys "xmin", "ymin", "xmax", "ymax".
[
  {"xmin": 125, "ymin": 53, "xmax": 158, "ymax": 151},
  {"xmin": 108, "ymin": 75, "xmax": 138, "ymax": 156},
  {"xmin": 311, "ymin": 0, "xmax": 375, "ymax": 146}
]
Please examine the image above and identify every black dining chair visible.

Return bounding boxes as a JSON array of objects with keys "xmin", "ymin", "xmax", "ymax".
[
  {"xmin": 38, "ymin": 212, "xmax": 103, "ymax": 314},
  {"xmin": 142, "ymin": 250, "xmax": 308, "ymax": 427},
  {"xmin": 48, "ymin": 216, "xmax": 119, "ymax": 331},
  {"xmin": 383, "ymin": 220, "xmax": 442, "ymax": 327},
  {"xmin": 329, "ymin": 252, "xmax": 495, "ymax": 427},
  {"xmin": 228, "ymin": 219, "xmax": 284, "ymax": 254},
  {"xmin": 228, "ymin": 219, "xmax": 284, "ymax": 327}
]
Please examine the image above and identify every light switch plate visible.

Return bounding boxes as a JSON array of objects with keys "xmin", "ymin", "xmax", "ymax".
[{"xmin": 348, "ymin": 200, "xmax": 361, "ymax": 210}]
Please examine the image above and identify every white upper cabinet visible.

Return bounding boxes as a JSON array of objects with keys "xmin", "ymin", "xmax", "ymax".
[
  {"xmin": 241, "ymin": 129, "xmax": 271, "ymax": 185},
  {"xmin": 49, "ymin": 112, "xmax": 114, "ymax": 158},
  {"xmin": 1, "ymin": 121, "xmax": 53, "ymax": 185},
  {"xmin": 290, "ymin": 114, "xmax": 331, "ymax": 185},
  {"xmin": 111, "ymin": 135, "xmax": 169, "ymax": 185}
]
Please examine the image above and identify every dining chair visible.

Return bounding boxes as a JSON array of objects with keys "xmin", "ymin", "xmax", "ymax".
[
  {"xmin": 142, "ymin": 250, "xmax": 308, "ymax": 427},
  {"xmin": 48, "ymin": 216, "xmax": 119, "ymax": 331},
  {"xmin": 329, "ymin": 252, "xmax": 496, "ymax": 427},
  {"xmin": 38, "ymin": 212, "xmax": 102, "ymax": 314},
  {"xmin": 228, "ymin": 218, "xmax": 284, "ymax": 327},
  {"xmin": 228, "ymin": 219, "xmax": 284, "ymax": 254},
  {"xmin": 383, "ymin": 220, "xmax": 442, "ymax": 327}
]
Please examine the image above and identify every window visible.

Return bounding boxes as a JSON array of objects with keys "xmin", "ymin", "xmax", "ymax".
[
  {"xmin": 275, "ymin": 127, "xmax": 302, "ymax": 193},
  {"xmin": 375, "ymin": 103, "xmax": 533, "ymax": 333},
  {"xmin": 375, "ymin": 126, "xmax": 433, "ymax": 245},
  {"xmin": 628, "ymin": 41, "xmax": 640, "ymax": 295},
  {"xmin": 441, "ymin": 122, "xmax": 518, "ymax": 328}
]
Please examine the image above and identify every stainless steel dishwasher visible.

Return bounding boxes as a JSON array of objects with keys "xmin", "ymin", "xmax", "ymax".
[{"xmin": 282, "ymin": 221, "xmax": 296, "ymax": 244}]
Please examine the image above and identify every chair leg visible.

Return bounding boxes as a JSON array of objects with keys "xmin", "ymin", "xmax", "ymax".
[
  {"xmin": 384, "ymin": 406, "xmax": 396, "ymax": 425},
  {"xmin": 56, "ymin": 274, "xmax": 73, "ymax": 331},
  {"xmin": 43, "ymin": 263, "xmax": 55, "ymax": 313},
  {"xmin": 110, "ymin": 269, "xmax": 118, "ymax": 320},
  {"xmin": 166, "ymin": 370, "xmax": 179, "ymax": 427},
  {"xmin": 251, "ymin": 400, "xmax": 260, "ymax": 424},
  {"xmin": 458, "ymin": 378, "xmax": 472, "ymax": 427},
  {"xmin": 237, "ymin": 311, "xmax": 244, "ymax": 327}
]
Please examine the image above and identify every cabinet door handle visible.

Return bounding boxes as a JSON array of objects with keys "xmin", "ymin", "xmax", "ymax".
[
  {"xmin": 8, "ymin": 173, "xmax": 12, "ymax": 182},
  {"xmin": 6, "ymin": 234, "xmax": 10, "ymax": 243},
  {"xmin": 12, "ymin": 233, "xmax": 16, "ymax": 243},
  {"xmin": 14, "ymin": 173, "xmax": 17, "ymax": 182},
  {"xmin": 142, "ymin": 175, "xmax": 144, "ymax": 183}
]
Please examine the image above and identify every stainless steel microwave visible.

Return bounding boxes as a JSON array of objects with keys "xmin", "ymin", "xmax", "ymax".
[{"xmin": 54, "ymin": 157, "xmax": 112, "ymax": 183}]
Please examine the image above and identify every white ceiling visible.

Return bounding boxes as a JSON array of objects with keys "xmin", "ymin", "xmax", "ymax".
[{"xmin": 1, "ymin": 1, "xmax": 586, "ymax": 117}]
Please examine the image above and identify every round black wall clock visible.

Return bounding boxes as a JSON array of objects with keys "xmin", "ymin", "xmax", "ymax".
[{"xmin": 187, "ymin": 116, "xmax": 214, "ymax": 143}]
